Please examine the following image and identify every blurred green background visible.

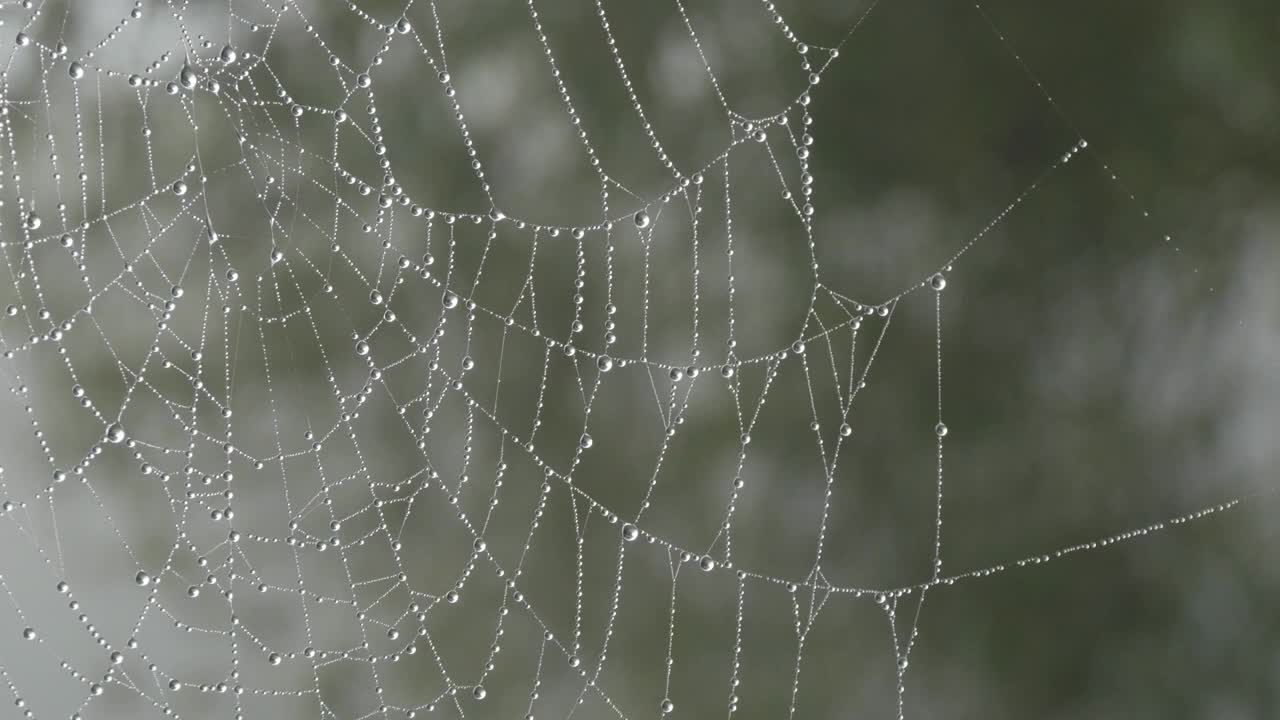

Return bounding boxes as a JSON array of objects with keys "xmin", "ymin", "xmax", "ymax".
[{"xmin": 0, "ymin": 0, "xmax": 1276, "ymax": 719}]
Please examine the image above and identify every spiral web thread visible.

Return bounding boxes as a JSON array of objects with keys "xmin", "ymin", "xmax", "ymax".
[{"xmin": 0, "ymin": 1, "xmax": 1251, "ymax": 719}]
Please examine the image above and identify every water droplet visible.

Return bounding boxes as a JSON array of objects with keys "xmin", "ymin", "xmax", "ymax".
[
  {"xmin": 473, "ymin": 538, "xmax": 487, "ymax": 553},
  {"xmin": 369, "ymin": 290, "xmax": 384, "ymax": 305},
  {"xmin": 179, "ymin": 65, "xmax": 198, "ymax": 89},
  {"xmin": 579, "ymin": 433, "xmax": 592, "ymax": 450},
  {"xmin": 791, "ymin": 340, "xmax": 806, "ymax": 355},
  {"xmin": 135, "ymin": 571, "xmax": 152, "ymax": 587},
  {"xmin": 699, "ymin": 555, "xmax": 716, "ymax": 572},
  {"xmin": 356, "ymin": 73, "xmax": 372, "ymax": 88},
  {"xmin": 839, "ymin": 423, "xmax": 852, "ymax": 438},
  {"xmin": 354, "ymin": 340, "xmax": 370, "ymax": 356},
  {"xmin": 22, "ymin": 627, "xmax": 36, "ymax": 640},
  {"xmin": 930, "ymin": 273, "xmax": 946, "ymax": 291},
  {"xmin": 621, "ymin": 523, "xmax": 639, "ymax": 542},
  {"xmin": 633, "ymin": 210, "xmax": 650, "ymax": 229},
  {"xmin": 472, "ymin": 686, "xmax": 487, "ymax": 700},
  {"xmin": 597, "ymin": 355, "xmax": 613, "ymax": 372},
  {"xmin": 68, "ymin": 61, "xmax": 84, "ymax": 79},
  {"xmin": 268, "ymin": 652, "xmax": 282, "ymax": 666},
  {"xmin": 170, "ymin": 285, "xmax": 184, "ymax": 298},
  {"xmin": 220, "ymin": 45, "xmax": 237, "ymax": 64},
  {"xmin": 660, "ymin": 699, "xmax": 674, "ymax": 714},
  {"xmin": 90, "ymin": 683, "xmax": 103, "ymax": 696},
  {"xmin": 445, "ymin": 590, "xmax": 460, "ymax": 604},
  {"xmin": 442, "ymin": 291, "xmax": 459, "ymax": 309},
  {"xmin": 23, "ymin": 212, "xmax": 41, "ymax": 230},
  {"xmin": 105, "ymin": 423, "xmax": 125, "ymax": 443},
  {"xmin": 110, "ymin": 651, "xmax": 124, "ymax": 664},
  {"xmin": 897, "ymin": 656, "xmax": 909, "ymax": 670},
  {"xmin": 172, "ymin": 180, "xmax": 188, "ymax": 196},
  {"xmin": 935, "ymin": 422, "xmax": 948, "ymax": 438},
  {"xmin": 186, "ymin": 585, "xmax": 200, "ymax": 598},
  {"xmin": 396, "ymin": 18, "xmax": 412, "ymax": 34}
]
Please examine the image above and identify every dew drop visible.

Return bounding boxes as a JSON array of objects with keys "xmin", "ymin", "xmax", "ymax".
[
  {"xmin": 445, "ymin": 590, "xmax": 460, "ymax": 604},
  {"xmin": 220, "ymin": 45, "xmax": 237, "ymax": 64},
  {"xmin": 596, "ymin": 355, "xmax": 613, "ymax": 372},
  {"xmin": 935, "ymin": 422, "xmax": 948, "ymax": 438},
  {"xmin": 21, "ymin": 627, "xmax": 36, "ymax": 640},
  {"xmin": 442, "ymin": 291, "xmax": 459, "ymax": 309},
  {"xmin": 369, "ymin": 290, "xmax": 384, "ymax": 305},
  {"xmin": 268, "ymin": 652, "xmax": 282, "ymax": 666},
  {"xmin": 839, "ymin": 423, "xmax": 852, "ymax": 438},
  {"xmin": 699, "ymin": 555, "xmax": 716, "ymax": 572},
  {"xmin": 68, "ymin": 61, "xmax": 84, "ymax": 79},
  {"xmin": 472, "ymin": 686, "xmax": 487, "ymax": 700},
  {"xmin": 633, "ymin": 210, "xmax": 650, "ymax": 229},
  {"xmin": 578, "ymin": 433, "xmax": 593, "ymax": 450},
  {"xmin": 930, "ymin": 273, "xmax": 946, "ymax": 291},
  {"xmin": 135, "ymin": 571, "xmax": 152, "ymax": 587},
  {"xmin": 621, "ymin": 523, "xmax": 639, "ymax": 542},
  {"xmin": 105, "ymin": 423, "xmax": 126, "ymax": 444},
  {"xmin": 660, "ymin": 699, "xmax": 674, "ymax": 714},
  {"xmin": 172, "ymin": 180, "xmax": 188, "ymax": 196}
]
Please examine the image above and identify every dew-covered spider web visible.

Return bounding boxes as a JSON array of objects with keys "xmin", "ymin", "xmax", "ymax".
[{"xmin": 0, "ymin": 0, "xmax": 1273, "ymax": 719}]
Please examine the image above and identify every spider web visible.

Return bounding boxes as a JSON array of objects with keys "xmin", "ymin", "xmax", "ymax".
[{"xmin": 0, "ymin": 0, "xmax": 1266, "ymax": 719}]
